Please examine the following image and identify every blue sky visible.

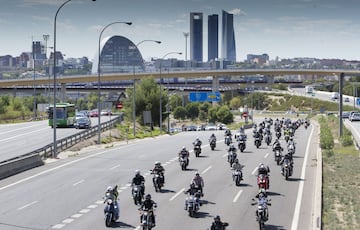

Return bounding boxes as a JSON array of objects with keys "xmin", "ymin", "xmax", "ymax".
[{"xmin": 1, "ymin": 0, "xmax": 360, "ymax": 62}]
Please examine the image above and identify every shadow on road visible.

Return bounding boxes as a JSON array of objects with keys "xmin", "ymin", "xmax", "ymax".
[
  {"xmin": 265, "ymin": 224, "xmax": 286, "ymax": 230},
  {"xmin": 159, "ymin": 188, "xmax": 176, "ymax": 193},
  {"xmin": 110, "ymin": 221, "xmax": 136, "ymax": 228},
  {"xmin": 286, "ymin": 177, "xmax": 304, "ymax": 182},
  {"xmin": 266, "ymin": 191, "xmax": 282, "ymax": 196}
]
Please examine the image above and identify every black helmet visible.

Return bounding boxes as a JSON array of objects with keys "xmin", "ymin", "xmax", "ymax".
[
  {"xmin": 214, "ymin": 215, "xmax": 221, "ymax": 222},
  {"xmin": 145, "ymin": 194, "xmax": 151, "ymax": 200}
]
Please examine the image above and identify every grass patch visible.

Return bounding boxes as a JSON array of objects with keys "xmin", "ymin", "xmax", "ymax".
[{"xmin": 321, "ymin": 115, "xmax": 360, "ymax": 230}]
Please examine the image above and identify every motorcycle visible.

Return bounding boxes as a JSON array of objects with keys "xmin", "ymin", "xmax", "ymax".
[
  {"xmin": 257, "ymin": 174, "xmax": 269, "ymax": 191},
  {"xmin": 232, "ymin": 169, "xmax": 243, "ymax": 186},
  {"xmin": 274, "ymin": 149, "xmax": 282, "ymax": 165},
  {"xmin": 210, "ymin": 139, "xmax": 216, "ymax": 150},
  {"xmin": 228, "ymin": 151, "xmax": 237, "ymax": 167},
  {"xmin": 104, "ymin": 193, "xmax": 119, "ymax": 227},
  {"xmin": 264, "ymin": 133, "xmax": 272, "ymax": 146},
  {"xmin": 238, "ymin": 139, "xmax": 246, "ymax": 152},
  {"xmin": 150, "ymin": 170, "xmax": 164, "ymax": 192},
  {"xmin": 275, "ymin": 131, "xmax": 281, "ymax": 139},
  {"xmin": 179, "ymin": 156, "xmax": 188, "ymax": 171},
  {"xmin": 254, "ymin": 137, "xmax": 261, "ymax": 148},
  {"xmin": 282, "ymin": 159, "xmax": 292, "ymax": 180},
  {"xmin": 288, "ymin": 144, "xmax": 295, "ymax": 159},
  {"xmin": 284, "ymin": 134, "xmax": 290, "ymax": 143},
  {"xmin": 251, "ymin": 197, "xmax": 271, "ymax": 230},
  {"xmin": 132, "ymin": 183, "xmax": 144, "ymax": 206},
  {"xmin": 139, "ymin": 208, "xmax": 155, "ymax": 230},
  {"xmin": 185, "ymin": 194, "xmax": 200, "ymax": 217},
  {"xmin": 193, "ymin": 145, "xmax": 201, "ymax": 157},
  {"xmin": 224, "ymin": 135, "xmax": 232, "ymax": 146}
]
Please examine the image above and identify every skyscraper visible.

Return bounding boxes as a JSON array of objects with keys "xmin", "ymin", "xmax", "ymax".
[
  {"xmin": 208, "ymin": 14, "xmax": 218, "ymax": 62},
  {"xmin": 190, "ymin": 12, "xmax": 203, "ymax": 62},
  {"xmin": 222, "ymin": 10, "xmax": 236, "ymax": 62}
]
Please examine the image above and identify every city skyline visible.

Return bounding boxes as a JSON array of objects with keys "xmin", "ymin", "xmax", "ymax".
[{"xmin": 1, "ymin": 0, "xmax": 360, "ymax": 62}]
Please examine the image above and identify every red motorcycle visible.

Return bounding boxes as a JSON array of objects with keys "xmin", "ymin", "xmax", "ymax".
[{"xmin": 257, "ymin": 174, "xmax": 269, "ymax": 190}]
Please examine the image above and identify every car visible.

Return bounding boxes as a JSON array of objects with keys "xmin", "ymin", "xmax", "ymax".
[
  {"xmin": 101, "ymin": 110, "xmax": 112, "ymax": 116},
  {"xmin": 341, "ymin": 112, "xmax": 350, "ymax": 119},
  {"xmin": 217, "ymin": 124, "xmax": 227, "ymax": 130},
  {"xmin": 205, "ymin": 123, "xmax": 217, "ymax": 131},
  {"xmin": 75, "ymin": 112, "xmax": 87, "ymax": 119},
  {"xmin": 349, "ymin": 112, "xmax": 360, "ymax": 122},
  {"xmin": 74, "ymin": 117, "xmax": 91, "ymax": 129},
  {"xmin": 89, "ymin": 109, "xmax": 99, "ymax": 117},
  {"xmin": 344, "ymin": 97, "xmax": 350, "ymax": 102},
  {"xmin": 186, "ymin": 125, "xmax": 197, "ymax": 131}
]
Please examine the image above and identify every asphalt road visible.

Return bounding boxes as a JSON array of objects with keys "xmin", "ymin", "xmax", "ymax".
[
  {"xmin": 0, "ymin": 116, "xmax": 112, "ymax": 162},
  {"xmin": 0, "ymin": 119, "xmax": 318, "ymax": 230}
]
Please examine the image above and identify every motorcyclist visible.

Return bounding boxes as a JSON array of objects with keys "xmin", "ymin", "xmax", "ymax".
[
  {"xmin": 231, "ymin": 158, "xmax": 244, "ymax": 180},
  {"xmin": 184, "ymin": 183, "xmax": 202, "ymax": 210},
  {"xmin": 191, "ymin": 172, "xmax": 204, "ymax": 196},
  {"xmin": 210, "ymin": 215, "xmax": 228, "ymax": 230},
  {"xmin": 287, "ymin": 137, "xmax": 296, "ymax": 151},
  {"xmin": 258, "ymin": 163, "xmax": 270, "ymax": 189},
  {"xmin": 280, "ymin": 153, "xmax": 294, "ymax": 175},
  {"xmin": 152, "ymin": 161, "xmax": 165, "ymax": 184},
  {"xmin": 254, "ymin": 190, "xmax": 269, "ymax": 221},
  {"xmin": 209, "ymin": 133, "xmax": 217, "ymax": 142},
  {"xmin": 140, "ymin": 194, "xmax": 157, "ymax": 227},
  {"xmin": 225, "ymin": 128, "xmax": 232, "ymax": 137},
  {"xmin": 132, "ymin": 170, "xmax": 145, "ymax": 198},
  {"xmin": 272, "ymin": 140, "xmax": 283, "ymax": 152},
  {"xmin": 227, "ymin": 144, "xmax": 237, "ymax": 164},
  {"xmin": 104, "ymin": 185, "xmax": 119, "ymax": 219},
  {"xmin": 178, "ymin": 146, "xmax": 190, "ymax": 166},
  {"xmin": 193, "ymin": 137, "xmax": 202, "ymax": 153}
]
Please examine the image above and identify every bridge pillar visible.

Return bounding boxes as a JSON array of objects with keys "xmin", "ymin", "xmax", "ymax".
[
  {"xmin": 61, "ymin": 83, "xmax": 66, "ymax": 102},
  {"xmin": 212, "ymin": 76, "xmax": 219, "ymax": 105}
]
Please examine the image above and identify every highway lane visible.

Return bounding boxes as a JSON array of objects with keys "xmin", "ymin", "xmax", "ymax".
[
  {"xmin": 0, "ymin": 116, "xmax": 112, "ymax": 162},
  {"xmin": 0, "ymin": 120, "xmax": 318, "ymax": 230}
]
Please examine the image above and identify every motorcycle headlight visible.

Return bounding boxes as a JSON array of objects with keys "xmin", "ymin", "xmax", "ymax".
[{"xmin": 107, "ymin": 199, "xmax": 113, "ymax": 205}]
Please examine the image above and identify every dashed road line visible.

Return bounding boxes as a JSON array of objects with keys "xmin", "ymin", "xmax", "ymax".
[
  {"xmin": 109, "ymin": 164, "xmax": 121, "ymax": 170},
  {"xmin": 264, "ymin": 153, "xmax": 269, "ymax": 158},
  {"xmin": 252, "ymin": 167, "xmax": 258, "ymax": 175},
  {"xmin": 233, "ymin": 190, "xmax": 243, "ymax": 203},
  {"xmin": 73, "ymin": 179, "xmax": 84, "ymax": 186},
  {"xmin": 18, "ymin": 201, "xmax": 38, "ymax": 210},
  {"xmin": 201, "ymin": 166, "xmax": 212, "ymax": 174},
  {"xmin": 169, "ymin": 188, "xmax": 185, "ymax": 201}
]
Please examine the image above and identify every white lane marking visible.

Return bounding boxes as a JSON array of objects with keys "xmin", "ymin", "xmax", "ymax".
[
  {"xmin": 0, "ymin": 123, "xmax": 44, "ymax": 135},
  {"xmin": 95, "ymin": 200, "xmax": 103, "ymax": 205},
  {"xmin": 201, "ymin": 166, "xmax": 212, "ymax": 175},
  {"xmin": 251, "ymin": 167, "xmax": 258, "ymax": 175},
  {"xmin": 72, "ymin": 179, "xmax": 84, "ymax": 186},
  {"xmin": 71, "ymin": 213, "xmax": 82, "ymax": 218},
  {"xmin": 62, "ymin": 218, "xmax": 74, "ymax": 224},
  {"xmin": 222, "ymin": 153, "xmax": 228, "ymax": 158},
  {"xmin": 134, "ymin": 226, "xmax": 141, "ymax": 230},
  {"xmin": 291, "ymin": 125, "xmax": 314, "ymax": 230},
  {"xmin": 233, "ymin": 190, "xmax": 243, "ymax": 203},
  {"xmin": 18, "ymin": 201, "xmax": 38, "ymax": 210},
  {"xmin": 109, "ymin": 164, "xmax": 121, "ymax": 170},
  {"xmin": 169, "ymin": 188, "xmax": 185, "ymax": 201},
  {"xmin": 52, "ymin": 224, "xmax": 65, "ymax": 229},
  {"xmin": 264, "ymin": 153, "xmax": 269, "ymax": 158},
  {"xmin": 79, "ymin": 209, "xmax": 90, "ymax": 213},
  {"xmin": 0, "ymin": 127, "xmax": 49, "ymax": 143},
  {"xmin": 87, "ymin": 204, "xmax": 97, "ymax": 209}
]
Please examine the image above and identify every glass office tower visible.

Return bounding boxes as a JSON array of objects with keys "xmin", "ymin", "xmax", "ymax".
[
  {"xmin": 208, "ymin": 14, "xmax": 219, "ymax": 62},
  {"xmin": 190, "ymin": 12, "xmax": 203, "ymax": 62},
  {"xmin": 222, "ymin": 10, "xmax": 236, "ymax": 62}
]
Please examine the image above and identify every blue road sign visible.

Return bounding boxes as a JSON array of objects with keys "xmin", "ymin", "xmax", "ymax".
[
  {"xmin": 356, "ymin": 98, "xmax": 360, "ymax": 106},
  {"xmin": 189, "ymin": 92, "xmax": 221, "ymax": 102}
]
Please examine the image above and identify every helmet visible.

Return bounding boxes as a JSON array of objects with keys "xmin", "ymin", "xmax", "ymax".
[
  {"xmin": 231, "ymin": 144, "xmax": 235, "ymax": 148},
  {"xmin": 212, "ymin": 133, "xmax": 215, "ymax": 136},
  {"xmin": 214, "ymin": 215, "xmax": 221, "ymax": 222},
  {"xmin": 107, "ymin": 186, "xmax": 113, "ymax": 192},
  {"xmin": 195, "ymin": 172, "xmax": 200, "ymax": 176},
  {"xmin": 190, "ymin": 183, "xmax": 195, "ymax": 188},
  {"xmin": 235, "ymin": 158, "xmax": 239, "ymax": 163},
  {"xmin": 145, "ymin": 194, "xmax": 151, "ymax": 200},
  {"xmin": 182, "ymin": 146, "xmax": 186, "ymax": 151},
  {"xmin": 155, "ymin": 161, "xmax": 160, "ymax": 165},
  {"xmin": 135, "ymin": 169, "xmax": 140, "ymax": 176},
  {"xmin": 259, "ymin": 163, "xmax": 264, "ymax": 168},
  {"xmin": 196, "ymin": 137, "xmax": 199, "ymax": 141}
]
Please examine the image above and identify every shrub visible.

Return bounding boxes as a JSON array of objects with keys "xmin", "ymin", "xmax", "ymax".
[{"xmin": 340, "ymin": 135, "xmax": 353, "ymax": 147}]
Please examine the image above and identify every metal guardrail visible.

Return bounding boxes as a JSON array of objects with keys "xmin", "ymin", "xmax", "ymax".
[{"xmin": 0, "ymin": 115, "xmax": 123, "ymax": 164}]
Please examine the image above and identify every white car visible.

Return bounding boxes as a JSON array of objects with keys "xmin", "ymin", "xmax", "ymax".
[
  {"xmin": 349, "ymin": 112, "xmax": 360, "ymax": 122},
  {"xmin": 205, "ymin": 124, "xmax": 217, "ymax": 131}
]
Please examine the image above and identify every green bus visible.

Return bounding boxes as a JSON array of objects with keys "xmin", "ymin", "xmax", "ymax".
[{"xmin": 48, "ymin": 103, "xmax": 76, "ymax": 128}]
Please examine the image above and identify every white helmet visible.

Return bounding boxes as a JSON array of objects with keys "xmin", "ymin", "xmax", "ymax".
[
  {"xmin": 155, "ymin": 161, "xmax": 161, "ymax": 165},
  {"xmin": 259, "ymin": 163, "xmax": 264, "ymax": 168},
  {"xmin": 135, "ymin": 169, "xmax": 140, "ymax": 175},
  {"xmin": 196, "ymin": 137, "xmax": 199, "ymax": 141},
  {"xmin": 182, "ymin": 146, "xmax": 186, "ymax": 151},
  {"xmin": 107, "ymin": 186, "xmax": 113, "ymax": 192}
]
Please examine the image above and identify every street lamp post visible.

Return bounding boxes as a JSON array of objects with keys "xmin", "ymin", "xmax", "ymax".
[
  {"xmin": 52, "ymin": 0, "xmax": 96, "ymax": 158},
  {"xmin": 97, "ymin": 21, "xmax": 132, "ymax": 144},
  {"xmin": 159, "ymin": 52, "xmax": 182, "ymax": 135},
  {"xmin": 132, "ymin": 40, "xmax": 161, "ymax": 137},
  {"xmin": 43, "ymin": 34, "xmax": 50, "ymax": 107}
]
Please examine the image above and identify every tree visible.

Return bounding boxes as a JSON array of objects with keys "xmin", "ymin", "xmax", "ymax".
[
  {"xmin": 173, "ymin": 106, "xmax": 187, "ymax": 120},
  {"xmin": 229, "ymin": 97, "xmax": 241, "ymax": 110},
  {"xmin": 216, "ymin": 105, "xmax": 233, "ymax": 124},
  {"xmin": 208, "ymin": 106, "xmax": 218, "ymax": 123},
  {"xmin": 185, "ymin": 102, "xmax": 199, "ymax": 120}
]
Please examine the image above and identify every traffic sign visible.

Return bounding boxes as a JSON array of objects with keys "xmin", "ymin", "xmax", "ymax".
[
  {"xmin": 356, "ymin": 98, "xmax": 360, "ymax": 106},
  {"xmin": 189, "ymin": 92, "xmax": 221, "ymax": 102}
]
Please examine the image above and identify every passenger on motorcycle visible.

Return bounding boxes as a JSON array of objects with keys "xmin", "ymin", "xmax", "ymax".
[
  {"xmin": 132, "ymin": 170, "xmax": 145, "ymax": 198},
  {"xmin": 104, "ymin": 185, "xmax": 119, "ymax": 218},
  {"xmin": 184, "ymin": 183, "xmax": 202, "ymax": 210},
  {"xmin": 140, "ymin": 194, "xmax": 157, "ymax": 227},
  {"xmin": 178, "ymin": 146, "xmax": 190, "ymax": 166},
  {"xmin": 210, "ymin": 215, "xmax": 229, "ymax": 230},
  {"xmin": 191, "ymin": 172, "xmax": 204, "ymax": 196},
  {"xmin": 152, "ymin": 161, "xmax": 165, "ymax": 184},
  {"xmin": 231, "ymin": 159, "xmax": 244, "ymax": 180}
]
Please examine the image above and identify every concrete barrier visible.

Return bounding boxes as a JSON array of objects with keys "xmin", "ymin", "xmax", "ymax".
[{"xmin": 0, "ymin": 153, "xmax": 44, "ymax": 180}]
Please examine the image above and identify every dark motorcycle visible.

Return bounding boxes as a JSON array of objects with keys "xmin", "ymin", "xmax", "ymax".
[
  {"xmin": 132, "ymin": 184, "xmax": 143, "ymax": 205},
  {"xmin": 251, "ymin": 198, "xmax": 271, "ymax": 230},
  {"xmin": 275, "ymin": 131, "xmax": 281, "ymax": 139},
  {"xmin": 179, "ymin": 156, "xmax": 188, "ymax": 171},
  {"xmin": 104, "ymin": 193, "xmax": 119, "ymax": 227},
  {"xmin": 210, "ymin": 139, "xmax": 216, "ymax": 150},
  {"xmin": 282, "ymin": 159, "xmax": 293, "ymax": 180},
  {"xmin": 151, "ymin": 171, "xmax": 164, "ymax": 192},
  {"xmin": 228, "ymin": 151, "xmax": 237, "ymax": 167},
  {"xmin": 224, "ymin": 136, "xmax": 232, "ymax": 146},
  {"xmin": 238, "ymin": 139, "xmax": 246, "ymax": 152},
  {"xmin": 284, "ymin": 134, "xmax": 290, "ymax": 143},
  {"xmin": 139, "ymin": 208, "xmax": 155, "ymax": 230},
  {"xmin": 254, "ymin": 137, "xmax": 261, "ymax": 148},
  {"xmin": 232, "ymin": 169, "xmax": 243, "ymax": 186},
  {"xmin": 193, "ymin": 145, "xmax": 201, "ymax": 157},
  {"xmin": 274, "ymin": 149, "xmax": 282, "ymax": 165},
  {"xmin": 264, "ymin": 133, "xmax": 272, "ymax": 146}
]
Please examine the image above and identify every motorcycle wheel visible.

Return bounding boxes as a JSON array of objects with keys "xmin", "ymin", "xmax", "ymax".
[
  {"xmin": 235, "ymin": 176, "xmax": 241, "ymax": 186},
  {"xmin": 105, "ymin": 214, "xmax": 112, "ymax": 227},
  {"xmin": 285, "ymin": 170, "xmax": 289, "ymax": 180},
  {"xmin": 259, "ymin": 220, "xmax": 265, "ymax": 230}
]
